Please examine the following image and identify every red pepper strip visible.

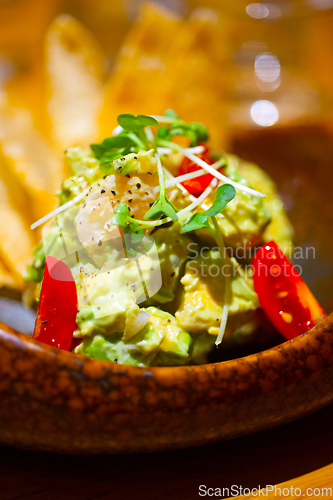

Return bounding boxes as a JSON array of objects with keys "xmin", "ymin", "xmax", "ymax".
[
  {"xmin": 69, "ymin": 338, "xmax": 82, "ymax": 352},
  {"xmin": 252, "ymin": 241, "xmax": 326, "ymax": 340},
  {"xmin": 33, "ymin": 256, "xmax": 77, "ymax": 351},
  {"xmin": 179, "ymin": 145, "xmax": 219, "ymax": 197}
]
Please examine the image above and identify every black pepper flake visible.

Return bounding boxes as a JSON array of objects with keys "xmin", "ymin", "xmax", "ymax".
[
  {"xmin": 131, "ymin": 215, "xmax": 135, "ymax": 218},
  {"xmin": 42, "ymin": 320, "xmax": 47, "ymax": 325},
  {"xmin": 101, "ymin": 189, "xmax": 106, "ymax": 194},
  {"xmin": 170, "ymin": 272, "xmax": 175, "ymax": 277},
  {"xmin": 167, "ymin": 319, "xmax": 171, "ymax": 323},
  {"xmin": 128, "ymin": 189, "xmax": 132, "ymax": 194},
  {"xmin": 118, "ymin": 166, "xmax": 122, "ymax": 171},
  {"xmin": 98, "ymin": 240, "xmax": 102, "ymax": 246},
  {"xmin": 126, "ymin": 282, "xmax": 129, "ymax": 286},
  {"xmin": 136, "ymin": 183, "xmax": 141, "ymax": 189},
  {"xmin": 149, "ymin": 202, "xmax": 154, "ymax": 207},
  {"xmin": 126, "ymin": 174, "xmax": 131, "ymax": 178},
  {"xmin": 147, "ymin": 172, "xmax": 152, "ymax": 175},
  {"xmin": 83, "ymin": 203, "xmax": 86, "ymax": 208},
  {"xmin": 111, "ymin": 190, "xmax": 116, "ymax": 196},
  {"xmin": 128, "ymin": 199, "xmax": 132, "ymax": 203},
  {"xmin": 114, "ymin": 358, "xmax": 118, "ymax": 363},
  {"xmin": 134, "ymin": 156, "xmax": 137, "ymax": 159}
]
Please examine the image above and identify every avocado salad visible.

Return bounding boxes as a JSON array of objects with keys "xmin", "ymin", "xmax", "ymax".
[{"xmin": 26, "ymin": 110, "xmax": 296, "ymax": 367}]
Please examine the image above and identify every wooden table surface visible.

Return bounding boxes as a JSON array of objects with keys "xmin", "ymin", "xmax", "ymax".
[{"xmin": 0, "ymin": 402, "xmax": 332, "ymax": 500}]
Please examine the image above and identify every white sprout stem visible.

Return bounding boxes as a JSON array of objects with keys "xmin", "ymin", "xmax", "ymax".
[
  {"xmin": 165, "ymin": 168, "xmax": 207, "ymax": 187},
  {"xmin": 157, "ymin": 145, "xmax": 204, "ymax": 156},
  {"xmin": 159, "ymin": 141, "xmax": 266, "ymax": 199},
  {"xmin": 145, "ymin": 127, "xmax": 154, "ymax": 143},
  {"xmin": 154, "ymin": 152, "xmax": 166, "ymax": 198},
  {"xmin": 162, "ymin": 167, "xmax": 211, "ymax": 211},
  {"xmin": 178, "ymin": 178, "xmax": 218, "ymax": 217},
  {"xmin": 164, "ymin": 157, "xmax": 225, "ymax": 189},
  {"xmin": 112, "ymin": 125, "xmax": 123, "ymax": 136},
  {"xmin": 216, "ymin": 303, "xmax": 229, "ymax": 346},
  {"xmin": 31, "ymin": 189, "xmax": 89, "ymax": 230},
  {"xmin": 211, "ymin": 217, "xmax": 230, "ymax": 346}
]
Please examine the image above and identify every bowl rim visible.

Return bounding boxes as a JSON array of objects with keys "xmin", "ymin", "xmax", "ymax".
[{"xmin": 1, "ymin": 313, "xmax": 333, "ymax": 454}]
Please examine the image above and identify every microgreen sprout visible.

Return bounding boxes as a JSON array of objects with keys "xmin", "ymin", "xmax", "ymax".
[
  {"xmin": 182, "ymin": 183, "xmax": 236, "ymax": 345},
  {"xmin": 143, "ymin": 153, "xmax": 178, "ymax": 222},
  {"xmin": 154, "ymin": 110, "xmax": 208, "ymax": 146},
  {"xmin": 90, "ymin": 113, "xmax": 158, "ymax": 167},
  {"xmin": 111, "ymin": 202, "xmax": 172, "ymax": 256},
  {"xmin": 182, "ymin": 184, "xmax": 236, "ymax": 233}
]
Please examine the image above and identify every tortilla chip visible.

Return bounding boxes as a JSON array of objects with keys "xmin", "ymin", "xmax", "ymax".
[
  {"xmin": 45, "ymin": 14, "xmax": 105, "ymax": 151},
  {"xmin": 0, "ymin": 259, "xmax": 16, "ymax": 290},
  {"xmin": 5, "ymin": 63, "xmax": 45, "ymax": 133},
  {"xmin": 0, "ymin": 0, "xmax": 61, "ymax": 64},
  {"xmin": 99, "ymin": 3, "xmax": 181, "ymax": 137},
  {"xmin": 0, "ymin": 107, "xmax": 63, "ymax": 222},
  {"xmin": 0, "ymin": 169, "xmax": 36, "ymax": 288},
  {"xmin": 150, "ymin": 8, "xmax": 232, "ymax": 148}
]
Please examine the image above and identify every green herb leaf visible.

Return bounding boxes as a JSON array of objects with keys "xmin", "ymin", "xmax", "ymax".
[
  {"xmin": 101, "ymin": 136, "xmax": 132, "ymax": 149},
  {"xmin": 111, "ymin": 201, "xmax": 173, "ymax": 233},
  {"xmin": 164, "ymin": 109, "xmax": 178, "ymax": 119},
  {"xmin": 205, "ymin": 184, "xmax": 236, "ymax": 217},
  {"xmin": 155, "ymin": 112, "xmax": 209, "ymax": 147},
  {"xmin": 111, "ymin": 202, "xmax": 130, "ymax": 228},
  {"xmin": 157, "ymin": 126, "xmax": 169, "ymax": 139},
  {"xmin": 189, "ymin": 122, "xmax": 209, "ymax": 143},
  {"xmin": 182, "ymin": 212, "xmax": 210, "ymax": 232},
  {"xmin": 117, "ymin": 113, "xmax": 158, "ymax": 131},
  {"xmin": 144, "ymin": 197, "xmax": 178, "ymax": 221},
  {"xmin": 182, "ymin": 184, "xmax": 236, "ymax": 233}
]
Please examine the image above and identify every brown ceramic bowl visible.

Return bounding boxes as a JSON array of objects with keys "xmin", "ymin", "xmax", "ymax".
[{"xmin": 0, "ymin": 125, "xmax": 332, "ymax": 454}]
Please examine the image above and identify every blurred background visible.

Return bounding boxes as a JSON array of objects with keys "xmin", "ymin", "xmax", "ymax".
[{"xmin": 0, "ymin": 0, "xmax": 333, "ymax": 311}]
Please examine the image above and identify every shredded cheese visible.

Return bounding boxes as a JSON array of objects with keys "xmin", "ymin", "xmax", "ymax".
[{"xmin": 31, "ymin": 189, "xmax": 89, "ymax": 230}]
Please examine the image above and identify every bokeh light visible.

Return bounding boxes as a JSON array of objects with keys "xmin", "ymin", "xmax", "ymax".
[
  {"xmin": 246, "ymin": 3, "xmax": 269, "ymax": 19},
  {"xmin": 251, "ymin": 100, "xmax": 279, "ymax": 126}
]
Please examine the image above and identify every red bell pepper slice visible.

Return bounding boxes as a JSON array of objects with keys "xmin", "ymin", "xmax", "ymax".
[
  {"xmin": 179, "ymin": 145, "xmax": 219, "ymax": 197},
  {"xmin": 252, "ymin": 241, "xmax": 326, "ymax": 340},
  {"xmin": 33, "ymin": 256, "xmax": 77, "ymax": 351}
]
